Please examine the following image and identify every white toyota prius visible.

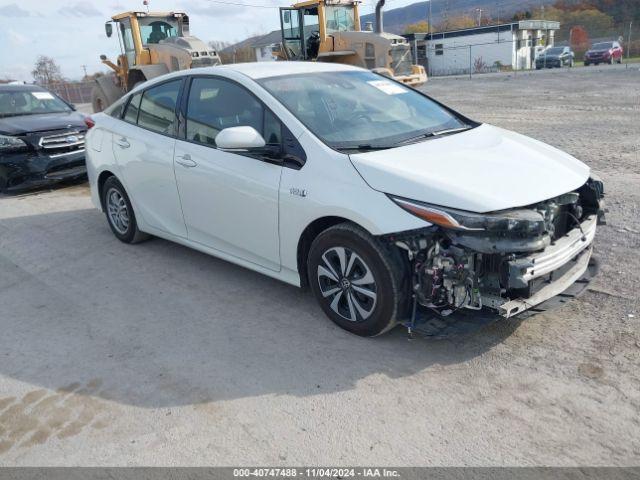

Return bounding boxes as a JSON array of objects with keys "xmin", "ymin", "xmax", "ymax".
[{"xmin": 86, "ymin": 62, "xmax": 605, "ymax": 337}]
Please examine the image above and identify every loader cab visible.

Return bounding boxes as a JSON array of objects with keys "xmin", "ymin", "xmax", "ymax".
[
  {"xmin": 279, "ymin": 0, "xmax": 360, "ymax": 60},
  {"xmin": 107, "ymin": 12, "xmax": 188, "ymax": 67}
]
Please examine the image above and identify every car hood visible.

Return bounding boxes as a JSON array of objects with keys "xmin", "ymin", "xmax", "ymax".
[
  {"xmin": 0, "ymin": 111, "xmax": 86, "ymax": 135},
  {"xmin": 538, "ymin": 54, "xmax": 561, "ymax": 59},
  {"xmin": 587, "ymin": 49, "xmax": 609, "ymax": 54},
  {"xmin": 349, "ymin": 124, "xmax": 590, "ymax": 213}
]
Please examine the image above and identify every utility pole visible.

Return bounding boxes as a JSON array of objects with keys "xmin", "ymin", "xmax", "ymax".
[
  {"xmin": 628, "ymin": 21, "xmax": 633, "ymax": 62},
  {"xmin": 497, "ymin": 0, "xmax": 501, "ymax": 41},
  {"xmin": 428, "ymin": 0, "xmax": 432, "ymax": 39},
  {"xmin": 81, "ymin": 64, "xmax": 88, "ymax": 79},
  {"xmin": 427, "ymin": 0, "xmax": 433, "ymax": 77},
  {"xmin": 476, "ymin": 8, "xmax": 483, "ymax": 27}
]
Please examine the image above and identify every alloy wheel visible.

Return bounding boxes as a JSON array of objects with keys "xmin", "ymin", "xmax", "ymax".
[
  {"xmin": 106, "ymin": 187, "xmax": 130, "ymax": 235},
  {"xmin": 317, "ymin": 246, "xmax": 377, "ymax": 322}
]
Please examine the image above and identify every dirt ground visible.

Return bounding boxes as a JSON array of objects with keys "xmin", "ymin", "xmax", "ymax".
[{"xmin": 0, "ymin": 66, "xmax": 638, "ymax": 466}]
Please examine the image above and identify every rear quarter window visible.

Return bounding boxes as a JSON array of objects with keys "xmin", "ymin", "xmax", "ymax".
[
  {"xmin": 123, "ymin": 93, "xmax": 142, "ymax": 124},
  {"xmin": 136, "ymin": 80, "xmax": 181, "ymax": 135}
]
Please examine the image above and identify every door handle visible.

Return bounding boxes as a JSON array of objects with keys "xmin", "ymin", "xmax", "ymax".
[
  {"xmin": 115, "ymin": 137, "xmax": 130, "ymax": 149},
  {"xmin": 176, "ymin": 154, "xmax": 197, "ymax": 168}
]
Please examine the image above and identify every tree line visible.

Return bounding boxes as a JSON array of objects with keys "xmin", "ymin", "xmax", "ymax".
[{"xmin": 404, "ymin": 0, "xmax": 636, "ymax": 41}]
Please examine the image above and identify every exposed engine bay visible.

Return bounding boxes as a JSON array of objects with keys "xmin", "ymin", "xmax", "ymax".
[{"xmin": 386, "ymin": 177, "xmax": 605, "ymax": 321}]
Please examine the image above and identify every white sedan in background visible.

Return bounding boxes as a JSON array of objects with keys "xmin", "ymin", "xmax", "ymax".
[{"xmin": 85, "ymin": 62, "xmax": 604, "ymax": 337}]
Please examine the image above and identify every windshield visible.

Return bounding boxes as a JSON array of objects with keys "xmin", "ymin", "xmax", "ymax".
[
  {"xmin": 139, "ymin": 17, "xmax": 179, "ymax": 45},
  {"xmin": 258, "ymin": 71, "xmax": 469, "ymax": 150},
  {"xmin": 592, "ymin": 42, "xmax": 612, "ymax": 50},
  {"xmin": 0, "ymin": 89, "xmax": 71, "ymax": 118},
  {"xmin": 545, "ymin": 47, "xmax": 564, "ymax": 54},
  {"xmin": 325, "ymin": 5, "xmax": 356, "ymax": 33}
]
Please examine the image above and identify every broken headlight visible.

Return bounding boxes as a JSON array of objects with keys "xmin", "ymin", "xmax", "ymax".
[
  {"xmin": 0, "ymin": 135, "xmax": 28, "ymax": 153},
  {"xmin": 390, "ymin": 196, "xmax": 546, "ymax": 235}
]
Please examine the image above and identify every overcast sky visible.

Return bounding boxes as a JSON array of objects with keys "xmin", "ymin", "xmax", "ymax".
[{"xmin": 0, "ymin": 0, "xmax": 419, "ymax": 81}]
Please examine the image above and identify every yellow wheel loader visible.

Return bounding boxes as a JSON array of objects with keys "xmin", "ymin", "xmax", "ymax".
[
  {"xmin": 276, "ymin": 0, "xmax": 426, "ymax": 86},
  {"xmin": 91, "ymin": 11, "xmax": 221, "ymax": 112}
]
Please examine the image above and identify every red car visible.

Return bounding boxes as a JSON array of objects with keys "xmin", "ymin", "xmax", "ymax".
[{"xmin": 584, "ymin": 41, "xmax": 624, "ymax": 65}]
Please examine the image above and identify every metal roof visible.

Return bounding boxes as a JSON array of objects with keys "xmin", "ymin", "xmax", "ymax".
[{"xmin": 403, "ymin": 19, "xmax": 560, "ymax": 42}]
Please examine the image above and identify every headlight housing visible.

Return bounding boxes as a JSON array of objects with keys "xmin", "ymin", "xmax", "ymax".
[
  {"xmin": 389, "ymin": 196, "xmax": 546, "ymax": 235},
  {"xmin": 0, "ymin": 135, "xmax": 28, "ymax": 153}
]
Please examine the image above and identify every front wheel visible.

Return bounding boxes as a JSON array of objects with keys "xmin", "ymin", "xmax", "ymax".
[
  {"xmin": 102, "ymin": 176, "xmax": 149, "ymax": 244},
  {"xmin": 307, "ymin": 223, "xmax": 410, "ymax": 337}
]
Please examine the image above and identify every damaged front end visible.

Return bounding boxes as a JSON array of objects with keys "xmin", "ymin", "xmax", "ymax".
[{"xmin": 386, "ymin": 177, "xmax": 605, "ymax": 325}]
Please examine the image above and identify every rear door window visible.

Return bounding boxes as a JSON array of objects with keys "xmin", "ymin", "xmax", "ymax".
[{"xmin": 137, "ymin": 80, "xmax": 181, "ymax": 135}]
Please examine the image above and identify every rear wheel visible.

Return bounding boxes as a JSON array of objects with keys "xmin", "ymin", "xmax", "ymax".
[
  {"xmin": 102, "ymin": 176, "xmax": 149, "ymax": 244},
  {"xmin": 307, "ymin": 223, "xmax": 410, "ymax": 337}
]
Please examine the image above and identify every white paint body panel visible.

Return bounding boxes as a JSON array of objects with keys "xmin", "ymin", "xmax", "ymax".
[
  {"xmin": 350, "ymin": 124, "xmax": 590, "ymax": 213},
  {"xmin": 173, "ymin": 141, "xmax": 282, "ymax": 271},
  {"xmin": 85, "ymin": 62, "xmax": 591, "ymax": 288},
  {"xmin": 109, "ymin": 120, "xmax": 187, "ymax": 237}
]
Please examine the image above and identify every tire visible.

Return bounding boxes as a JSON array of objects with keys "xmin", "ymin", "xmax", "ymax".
[
  {"xmin": 0, "ymin": 166, "xmax": 8, "ymax": 193},
  {"xmin": 584, "ymin": 61, "xmax": 590, "ymax": 66},
  {"xmin": 307, "ymin": 223, "xmax": 410, "ymax": 337},
  {"xmin": 101, "ymin": 176, "xmax": 150, "ymax": 244}
]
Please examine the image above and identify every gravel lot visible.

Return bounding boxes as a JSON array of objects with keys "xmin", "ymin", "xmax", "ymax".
[{"xmin": 0, "ymin": 66, "xmax": 638, "ymax": 466}]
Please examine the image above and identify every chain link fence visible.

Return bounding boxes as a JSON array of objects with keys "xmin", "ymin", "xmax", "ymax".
[
  {"xmin": 38, "ymin": 80, "xmax": 95, "ymax": 105},
  {"xmin": 410, "ymin": 22, "xmax": 637, "ymax": 79}
]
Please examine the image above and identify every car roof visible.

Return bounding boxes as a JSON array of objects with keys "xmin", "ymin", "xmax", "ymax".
[
  {"xmin": 213, "ymin": 61, "xmax": 362, "ymax": 79},
  {"xmin": 126, "ymin": 61, "xmax": 366, "ymax": 97},
  {"xmin": 173, "ymin": 61, "xmax": 362, "ymax": 81},
  {"xmin": 0, "ymin": 84, "xmax": 48, "ymax": 92}
]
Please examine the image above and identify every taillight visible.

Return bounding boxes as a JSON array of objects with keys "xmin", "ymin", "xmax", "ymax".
[{"xmin": 84, "ymin": 116, "xmax": 95, "ymax": 129}]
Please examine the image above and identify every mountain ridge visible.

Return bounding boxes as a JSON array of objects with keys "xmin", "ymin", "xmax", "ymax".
[{"xmin": 360, "ymin": 0, "xmax": 557, "ymax": 34}]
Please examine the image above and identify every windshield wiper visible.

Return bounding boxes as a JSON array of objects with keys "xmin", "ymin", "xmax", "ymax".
[
  {"xmin": 0, "ymin": 111, "xmax": 69, "ymax": 118},
  {"xmin": 334, "ymin": 126, "xmax": 473, "ymax": 152},
  {"xmin": 394, "ymin": 126, "xmax": 473, "ymax": 147},
  {"xmin": 335, "ymin": 144, "xmax": 394, "ymax": 152}
]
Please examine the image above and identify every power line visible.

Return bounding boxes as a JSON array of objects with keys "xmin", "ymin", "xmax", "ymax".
[{"xmin": 203, "ymin": 0, "xmax": 286, "ymax": 8}]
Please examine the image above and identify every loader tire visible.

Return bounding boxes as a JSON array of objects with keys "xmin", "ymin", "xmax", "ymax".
[{"xmin": 91, "ymin": 86, "xmax": 108, "ymax": 113}]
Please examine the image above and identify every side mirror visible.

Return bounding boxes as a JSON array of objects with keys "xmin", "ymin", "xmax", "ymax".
[
  {"xmin": 216, "ymin": 126, "xmax": 266, "ymax": 151},
  {"xmin": 105, "ymin": 23, "xmax": 113, "ymax": 38}
]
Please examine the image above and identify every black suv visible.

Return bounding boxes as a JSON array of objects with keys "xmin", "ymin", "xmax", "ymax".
[
  {"xmin": 535, "ymin": 46, "xmax": 575, "ymax": 69},
  {"xmin": 0, "ymin": 84, "xmax": 89, "ymax": 192}
]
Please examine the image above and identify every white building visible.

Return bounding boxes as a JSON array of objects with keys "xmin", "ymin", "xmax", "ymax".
[{"xmin": 404, "ymin": 20, "xmax": 560, "ymax": 76}]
